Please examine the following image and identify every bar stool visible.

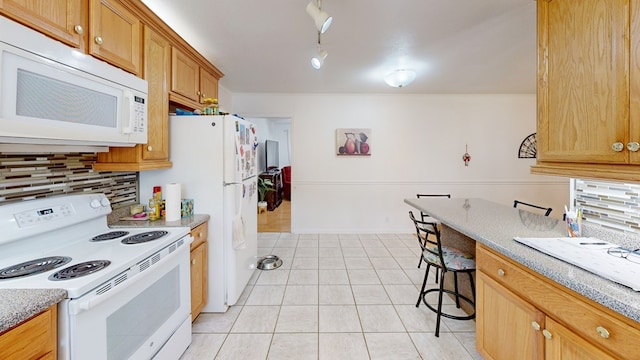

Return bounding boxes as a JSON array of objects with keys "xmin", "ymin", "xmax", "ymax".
[
  {"xmin": 513, "ymin": 200, "xmax": 552, "ymax": 216},
  {"xmin": 409, "ymin": 211, "xmax": 476, "ymax": 337},
  {"xmin": 415, "ymin": 194, "xmax": 451, "ymax": 274}
]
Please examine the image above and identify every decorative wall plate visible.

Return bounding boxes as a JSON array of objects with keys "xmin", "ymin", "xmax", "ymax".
[{"xmin": 518, "ymin": 133, "xmax": 537, "ymax": 158}]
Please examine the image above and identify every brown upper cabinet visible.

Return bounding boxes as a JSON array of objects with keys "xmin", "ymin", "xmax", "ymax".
[
  {"xmin": 171, "ymin": 47, "xmax": 220, "ymax": 110},
  {"xmin": 94, "ymin": 24, "xmax": 171, "ymax": 171},
  {"xmin": 0, "ymin": 0, "xmax": 86, "ymax": 49},
  {"xmin": 88, "ymin": 0, "xmax": 141, "ymax": 76},
  {"xmin": 533, "ymin": 0, "xmax": 640, "ymax": 181},
  {"xmin": 0, "ymin": 0, "xmax": 142, "ymax": 76}
]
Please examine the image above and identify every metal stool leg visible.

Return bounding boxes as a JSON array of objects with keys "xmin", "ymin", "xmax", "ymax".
[
  {"xmin": 469, "ymin": 271, "xmax": 476, "ymax": 310},
  {"xmin": 416, "ymin": 263, "xmax": 431, "ymax": 307},
  {"xmin": 453, "ymin": 272, "xmax": 461, "ymax": 308},
  {"xmin": 435, "ymin": 268, "xmax": 447, "ymax": 337}
]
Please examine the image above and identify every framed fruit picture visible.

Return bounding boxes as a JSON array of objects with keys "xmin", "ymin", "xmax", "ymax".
[{"xmin": 336, "ymin": 128, "xmax": 371, "ymax": 156}]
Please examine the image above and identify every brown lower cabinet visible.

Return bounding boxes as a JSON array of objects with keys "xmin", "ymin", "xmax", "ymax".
[
  {"xmin": 0, "ymin": 305, "xmax": 57, "ymax": 360},
  {"xmin": 190, "ymin": 222, "xmax": 208, "ymax": 321},
  {"xmin": 476, "ymin": 244, "xmax": 640, "ymax": 360}
]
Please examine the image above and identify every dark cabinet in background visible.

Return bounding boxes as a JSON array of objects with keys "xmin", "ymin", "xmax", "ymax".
[{"xmin": 259, "ymin": 170, "xmax": 283, "ymax": 211}]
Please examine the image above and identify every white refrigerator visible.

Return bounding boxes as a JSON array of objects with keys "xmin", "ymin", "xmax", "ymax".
[{"xmin": 140, "ymin": 114, "xmax": 258, "ymax": 312}]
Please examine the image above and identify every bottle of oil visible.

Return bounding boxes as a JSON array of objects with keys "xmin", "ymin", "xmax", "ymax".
[{"xmin": 148, "ymin": 197, "xmax": 159, "ymax": 221}]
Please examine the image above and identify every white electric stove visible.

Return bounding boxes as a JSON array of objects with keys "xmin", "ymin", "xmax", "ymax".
[{"xmin": 0, "ymin": 193, "xmax": 193, "ymax": 360}]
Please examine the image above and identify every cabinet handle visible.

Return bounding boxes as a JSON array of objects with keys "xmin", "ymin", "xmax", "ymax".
[
  {"xmin": 627, "ymin": 142, "xmax": 640, "ymax": 152},
  {"xmin": 94, "ymin": 36, "xmax": 103, "ymax": 45},
  {"xmin": 612, "ymin": 142, "xmax": 624, "ymax": 152},
  {"xmin": 147, "ymin": 145, "xmax": 153, "ymax": 151},
  {"xmin": 531, "ymin": 321, "xmax": 541, "ymax": 331},
  {"xmin": 596, "ymin": 326, "xmax": 610, "ymax": 339},
  {"xmin": 542, "ymin": 329, "xmax": 552, "ymax": 340},
  {"xmin": 497, "ymin": 268, "xmax": 505, "ymax": 277},
  {"xmin": 74, "ymin": 25, "xmax": 84, "ymax": 35}
]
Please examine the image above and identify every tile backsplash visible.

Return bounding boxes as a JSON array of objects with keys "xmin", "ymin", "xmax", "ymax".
[
  {"xmin": 573, "ymin": 179, "xmax": 640, "ymax": 234},
  {"xmin": 0, "ymin": 153, "xmax": 137, "ymax": 208}
]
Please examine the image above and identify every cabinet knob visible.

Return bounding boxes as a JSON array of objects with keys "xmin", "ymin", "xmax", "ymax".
[
  {"xmin": 199, "ymin": 232, "xmax": 203, "ymax": 238},
  {"xmin": 197, "ymin": 91, "xmax": 201, "ymax": 96},
  {"xmin": 612, "ymin": 142, "xmax": 624, "ymax": 152},
  {"xmin": 147, "ymin": 145, "xmax": 153, "ymax": 151},
  {"xmin": 94, "ymin": 36, "xmax": 103, "ymax": 45},
  {"xmin": 596, "ymin": 326, "xmax": 610, "ymax": 339},
  {"xmin": 627, "ymin": 142, "xmax": 640, "ymax": 152},
  {"xmin": 531, "ymin": 321, "xmax": 541, "ymax": 331},
  {"xmin": 542, "ymin": 329, "xmax": 552, "ymax": 340},
  {"xmin": 74, "ymin": 25, "xmax": 84, "ymax": 35},
  {"xmin": 497, "ymin": 268, "xmax": 505, "ymax": 277},
  {"xmin": 192, "ymin": 259, "xmax": 196, "ymax": 265}
]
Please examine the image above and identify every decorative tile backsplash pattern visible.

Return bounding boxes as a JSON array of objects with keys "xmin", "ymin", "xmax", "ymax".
[
  {"xmin": 574, "ymin": 179, "xmax": 640, "ymax": 233},
  {"xmin": 0, "ymin": 153, "xmax": 137, "ymax": 208}
]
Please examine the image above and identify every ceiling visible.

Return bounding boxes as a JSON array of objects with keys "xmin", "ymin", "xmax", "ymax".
[{"xmin": 141, "ymin": 0, "xmax": 536, "ymax": 94}]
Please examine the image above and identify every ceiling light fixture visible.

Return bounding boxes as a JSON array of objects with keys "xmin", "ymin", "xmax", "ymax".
[
  {"xmin": 311, "ymin": 32, "xmax": 328, "ymax": 69},
  {"xmin": 306, "ymin": 0, "xmax": 332, "ymax": 34},
  {"xmin": 311, "ymin": 45, "xmax": 328, "ymax": 69},
  {"xmin": 384, "ymin": 69, "xmax": 417, "ymax": 88}
]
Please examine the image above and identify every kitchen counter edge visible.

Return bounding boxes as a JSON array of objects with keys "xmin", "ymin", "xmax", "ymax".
[
  {"xmin": 405, "ymin": 197, "xmax": 640, "ymax": 324},
  {"xmin": 109, "ymin": 214, "xmax": 210, "ymax": 230},
  {"xmin": 0, "ymin": 289, "xmax": 66, "ymax": 333}
]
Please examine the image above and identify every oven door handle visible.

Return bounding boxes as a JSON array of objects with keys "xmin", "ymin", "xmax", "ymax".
[{"xmin": 68, "ymin": 241, "xmax": 191, "ymax": 315}]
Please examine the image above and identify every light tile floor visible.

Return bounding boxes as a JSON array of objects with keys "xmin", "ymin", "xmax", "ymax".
[{"xmin": 181, "ymin": 233, "xmax": 483, "ymax": 360}]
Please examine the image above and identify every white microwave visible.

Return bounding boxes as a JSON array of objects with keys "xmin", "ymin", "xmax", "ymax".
[{"xmin": 0, "ymin": 16, "xmax": 148, "ymax": 150}]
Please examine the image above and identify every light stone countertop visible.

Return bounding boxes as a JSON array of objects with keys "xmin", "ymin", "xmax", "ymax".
[
  {"xmin": 0, "ymin": 289, "xmax": 66, "ymax": 333},
  {"xmin": 109, "ymin": 214, "xmax": 210, "ymax": 230},
  {"xmin": 404, "ymin": 197, "xmax": 640, "ymax": 323}
]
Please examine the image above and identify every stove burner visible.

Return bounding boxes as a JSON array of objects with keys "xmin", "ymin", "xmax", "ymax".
[
  {"xmin": 0, "ymin": 256, "xmax": 72, "ymax": 279},
  {"xmin": 121, "ymin": 230, "xmax": 168, "ymax": 244},
  {"xmin": 91, "ymin": 231, "xmax": 130, "ymax": 242},
  {"xmin": 49, "ymin": 260, "xmax": 111, "ymax": 281}
]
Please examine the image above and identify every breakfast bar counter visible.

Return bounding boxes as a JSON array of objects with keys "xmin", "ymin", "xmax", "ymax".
[{"xmin": 404, "ymin": 197, "xmax": 640, "ymax": 324}]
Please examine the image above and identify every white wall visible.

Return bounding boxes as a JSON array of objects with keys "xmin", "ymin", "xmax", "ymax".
[{"xmin": 232, "ymin": 93, "xmax": 569, "ymax": 233}]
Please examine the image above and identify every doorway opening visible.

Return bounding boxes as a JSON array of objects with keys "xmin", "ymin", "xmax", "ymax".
[{"xmin": 250, "ymin": 117, "xmax": 291, "ymax": 233}]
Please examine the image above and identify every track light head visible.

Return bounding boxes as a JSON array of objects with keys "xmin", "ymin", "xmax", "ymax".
[
  {"xmin": 306, "ymin": 1, "xmax": 333, "ymax": 34},
  {"xmin": 311, "ymin": 45, "xmax": 328, "ymax": 69}
]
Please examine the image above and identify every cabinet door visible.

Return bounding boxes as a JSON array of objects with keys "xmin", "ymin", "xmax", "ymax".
[
  {"xmin": 544, "ymin": 317, "xmax": 617, "ymax": 360},
  {"xmin": 88, "ymin": 0, "xmax": 141, "ymax": 75},
  {"xmin": 200, "ymin": 69, "xmax": 219, "ymax": 103},
  {"xmin": 0, "ymin": 0, "xmax": 85, "ymax": 48},
  {"xmin": 171, "ymin": 47, "xmax": 200, "ymax": 102},
  {"xmin": 0, "ymin": 305, "xmax": 57, "ymax": 360},
  {"xmin": 537, "ymin": 0, "xmax": 629, "ymax": 164},
  {"xmin": 476, "ymin": 272, "xmax": 544, "ymax": 360},
  {"xmin": 190, "ymin": 241, "xmax": 207, "ymax": 321},
  {"xmin": 142, "ymin": 25, "xmax": 169, "ymax": 161}
]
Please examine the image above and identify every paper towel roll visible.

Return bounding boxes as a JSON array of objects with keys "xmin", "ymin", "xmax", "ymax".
[{"xmin": 165, "ymin": 183, "xmax": 181, "ymax": 222}]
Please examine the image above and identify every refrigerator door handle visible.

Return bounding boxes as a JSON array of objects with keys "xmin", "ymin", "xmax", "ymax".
[{"xmin": 224, "ymin": 181, "xmax": 241, "ymax": 186}]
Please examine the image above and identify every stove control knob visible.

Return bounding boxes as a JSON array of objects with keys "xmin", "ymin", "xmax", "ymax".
[
  {"xmin": 101, "ymin": 198, "xmax": 110, "ymax": 207},
  {"xmin": 90, "ymin": 199, "xmax": 101, "ymax": 209}
]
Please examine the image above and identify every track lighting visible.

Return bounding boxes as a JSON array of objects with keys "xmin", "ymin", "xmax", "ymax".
[
  {"xmin": 311, "ymin": 45, "xmax": 328, "ymax": 69},
  {"xmin": 384, "ymin": 69, "xmax": 417, "ymax": 88},
  {"xmin": 306, "ymin": 1, "xmax": 332, "ymax": 34}
]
